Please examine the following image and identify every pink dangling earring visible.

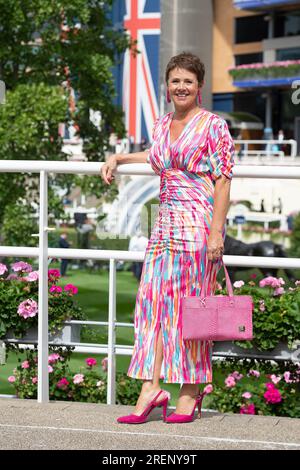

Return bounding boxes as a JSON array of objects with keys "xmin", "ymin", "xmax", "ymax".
[
  {"xmin": 166, "ymin": 89, "xmax": 171, "ymax": 104},
  {"xmin": 197, "ymin": 89, "xmax": 202, "ymax": 106}
]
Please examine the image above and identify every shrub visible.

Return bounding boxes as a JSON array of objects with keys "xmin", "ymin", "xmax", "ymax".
[{"xmin": 0, "ymin": 261, "xmax": 85, "ymax": 339}]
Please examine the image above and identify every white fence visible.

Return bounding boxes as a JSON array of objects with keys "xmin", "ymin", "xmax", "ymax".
[
  {"xmin": 0, "ymin": 160, "xmax": 300, "ymax": 404},
  {"xmin": 234, "ymin": 139, "xmax": 297, "ymax": 161}
]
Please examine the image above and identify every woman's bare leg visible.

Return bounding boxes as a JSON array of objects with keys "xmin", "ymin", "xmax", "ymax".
[
  {"xmin": 132, "ymin": 327, "xmax": 164, "ymax": 415},
  {"xmin": 175, "ymin": 383, "xmax": 200, "ymax": 414}
]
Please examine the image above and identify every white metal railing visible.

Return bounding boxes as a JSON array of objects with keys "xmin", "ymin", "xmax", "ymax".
[
  {"xmin": 0, "ymin": 161, "xmax": 300, "ymax": 405},
  {"xmin": 234, "ymin": 139, "xmax": 297, "ymax": 160}
]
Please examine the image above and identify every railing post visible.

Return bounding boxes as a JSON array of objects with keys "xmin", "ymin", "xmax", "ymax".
[
  {"xmin": 37, "ymin": 171, "xmax": 49, "ymax": 403},
  {"xmin": 107, "ymin": 258, "xmax": 117, "ymax": 405}
]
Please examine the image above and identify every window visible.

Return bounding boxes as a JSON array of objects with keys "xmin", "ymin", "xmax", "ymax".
[
  {"xmin": 235, "ymin": 15, "xmax": 269, "ymax": 44},
  {"xmin": 274, "ymin": 10, "xmax": 300, "ymax": 38},
  {"xmin": 235, "ymin": 53, "xmax": 263, "ymax": 66},
  {"xmin": 277, "ymin": 47, "xmax": 300, "ymax": 61}
]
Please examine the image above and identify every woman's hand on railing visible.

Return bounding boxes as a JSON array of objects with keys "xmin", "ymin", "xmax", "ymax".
[{"xmin": 100, "ymin": 154, "xmax": 121, "ymax": 185}]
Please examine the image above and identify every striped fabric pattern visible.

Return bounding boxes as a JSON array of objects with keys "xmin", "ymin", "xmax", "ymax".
[{"xmin": 127, "ymin": 109, "xmax": 235, "ymax": 384}]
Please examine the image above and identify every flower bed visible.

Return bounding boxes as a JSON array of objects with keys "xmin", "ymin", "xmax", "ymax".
[
  {"xmin": 206, "ymin": 358, "xmax": 300, "ymax": 418},
  {"xmin": 0, "ymin": 261, "xmax": 85, "ymax": 339},
  {"xmin": 228, "ymin": 60, "xmax": 300, "ymax": 80},
  {"xmin": 6, "ymin": 345, "xmax": 141, "ymax": 404}
]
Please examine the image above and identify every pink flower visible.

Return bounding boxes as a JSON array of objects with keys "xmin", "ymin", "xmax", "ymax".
[
  {"xmin": 270, "ymin": 374, "xmax": 281, "ymax": 384},
  {"xmin": 17, "ymin": 299, "xmax": 38, "ymax": 319},
  {"xmin": 12, "ymin": 261, "xmax": 32, "ymax": 273},
  {"xmin": 48, "ymin": 269, "xmax": 61, "ymax": 283},
  {"xmin": 225, "ymin": 376, "xmax": 236, "ymax": 388},
  {"xmin": 283, "ymin": 371, "xmax": 294, "ymax": 383},
  {"xmin": 64, "ymin": 284, "xmax": 78, "ymax": 295},
  {"xmin": 242, "ymin": 392, "xmax": 252, "ymax": 399},
  {"xmin": 274, "ymin": 287, "xmax": 285, "ymax": 296},
  {"xmin": 101, "ymin": 357, "xmax": 108, "ymax": 372},
  {"xmin": 0, "ymin": 263, "xmax": 8, "ymax": 275},
  {"xmin": 24, "ymin": 271, "xmax": 39, "ymax": 282},
  {"xmin": 233, "ymin": 280, "xmax": 244, "ymax": 288},
  {"xmin": 231, "ymin": 371, "xmax": 243, "ymax": 380},
  {"xmin": 203, "ymin": 384, "xmax": 213, "ymax": 395},
  {"xmin": 48, "ymin": 365, "xmax": 53, "ymax": 373},
  {"xmin": 250, "ymin": 273, "xmax": 257, "ymax": 279},
  {"xmin": 73, "ymin": 374, "xmax": 84, "ymax": 384},
  {"xmin": 240, "ymin": 403, "xmax": 255, "ymax": 415},
  {"xmin": 49, "ymin": 285, "xmax": 62, "ymax": 294},
  {"xmin": 264, "ymin": 383, "xmax": 282, "ymax": 404},
  {"xmin": 295, "ymin": 280, "xmax": 300, "ymax": 286},
  {"xmin": 259, "ymin": 276, "xmax": 285, "ymax": 289},
  {"xmin": 8, "ymin": 376, "xmax": 16, "ymax": 383},
  {"xmin": 48, "ymin": 353, "xmax": 61, "ymax": 363},
  {"xmin": 248, "ymin": 369, "xmax": 260, "ymax": 377},
  {"xmin": 6, "ymin": 273, "xmax": 18, "ymax": 280},
  {"xmin": 85, "ymin": 358, "xmax": 97, "ymax": 367},
  {"xmin": 57, "ymin": 378, "xmax": 69, "ymax": 389},
  {"xmin": 259, "ymin": 300, "xmax": 265, "ymax": 312},
  {"xmin": 21, "ymin": 360, "xmax": 30, "ymax": 369},
  {"xmin": 32, "ymin": 377, "xmax": 38, "ymax": 384}
]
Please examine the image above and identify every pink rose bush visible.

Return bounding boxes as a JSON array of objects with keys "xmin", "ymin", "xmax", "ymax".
[{"xmin": 0, "ymin": 260, "xmax": 84, "ymax": 339}]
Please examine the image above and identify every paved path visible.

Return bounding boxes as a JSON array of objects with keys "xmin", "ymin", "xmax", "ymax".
[{"xmin": 0, "ymin": 399, "xmax": 299, "ymax": 450}]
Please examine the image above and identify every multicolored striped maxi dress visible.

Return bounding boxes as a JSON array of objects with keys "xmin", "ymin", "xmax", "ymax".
[{"xmin": 127, "ymin": 109, "xmax": 235, "ymax": 384}]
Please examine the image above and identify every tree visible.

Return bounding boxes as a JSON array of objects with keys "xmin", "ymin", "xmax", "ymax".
[{"xmin": 0, "ymin": 0, "xmax": 132, "ymax": 245}]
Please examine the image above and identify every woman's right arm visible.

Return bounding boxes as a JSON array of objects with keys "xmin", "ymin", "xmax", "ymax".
[{"xmin": 100, "ymin": 151, "xmax": 148, "ymax": 185}]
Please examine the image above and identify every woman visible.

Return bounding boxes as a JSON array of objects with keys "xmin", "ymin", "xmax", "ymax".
[{"xmin": 100, "ymin": 52, "xmax": 235, "ymax": 424}]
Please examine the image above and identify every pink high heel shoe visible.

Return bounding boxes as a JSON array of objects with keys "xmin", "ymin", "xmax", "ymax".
[
  {"xmin": 117, "ymin": 389, "xmax": 171, "ymax": 424},
  {"xmin": 165, "ymin": 391, "xmax": 205, "ymax": 423}
]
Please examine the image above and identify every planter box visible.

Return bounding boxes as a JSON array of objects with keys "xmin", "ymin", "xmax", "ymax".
[
  {"xmin": 4, "ymin": 324, "xmax": 81, "ymax": 345},
  {"xmin": 213, "ymin": 341, "xmax": 300, "ymax": 363}
]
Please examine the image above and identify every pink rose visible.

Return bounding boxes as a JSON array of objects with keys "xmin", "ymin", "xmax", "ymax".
[
  {"xmin": 21, "ymin": 360, "xmax": 30, "ymax": 369},
  {"xmin": 8, "ymin": 376, "xmax": 16, "ymax": 383},
  {"xmin": 242, "ymin": 392, "xmax": 252, "ymax": 399},
  {"xmin": 32, "ymin": 377, "xmax": 38, "ymax": 384}
]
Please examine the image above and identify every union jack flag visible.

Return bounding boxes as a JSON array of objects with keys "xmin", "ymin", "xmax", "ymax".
[{"xmin": 122, "ymin": 0, "xmax": 161, "ymax": 144}]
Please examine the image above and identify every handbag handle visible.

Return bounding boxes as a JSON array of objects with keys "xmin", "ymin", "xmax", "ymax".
[{"xmin": 200, "ymin": 258, "xmax": 234, "ymax": 298}]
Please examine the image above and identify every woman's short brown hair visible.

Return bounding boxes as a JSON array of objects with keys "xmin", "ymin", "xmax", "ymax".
[{"xmin": 165, "ymin": 52, "xmax": 205, "ymax": 86}]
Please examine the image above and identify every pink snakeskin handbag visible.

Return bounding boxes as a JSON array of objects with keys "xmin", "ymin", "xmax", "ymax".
[{"xmin": 182, "ymin": 259, "xmax": 253, "ymax": 341}]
